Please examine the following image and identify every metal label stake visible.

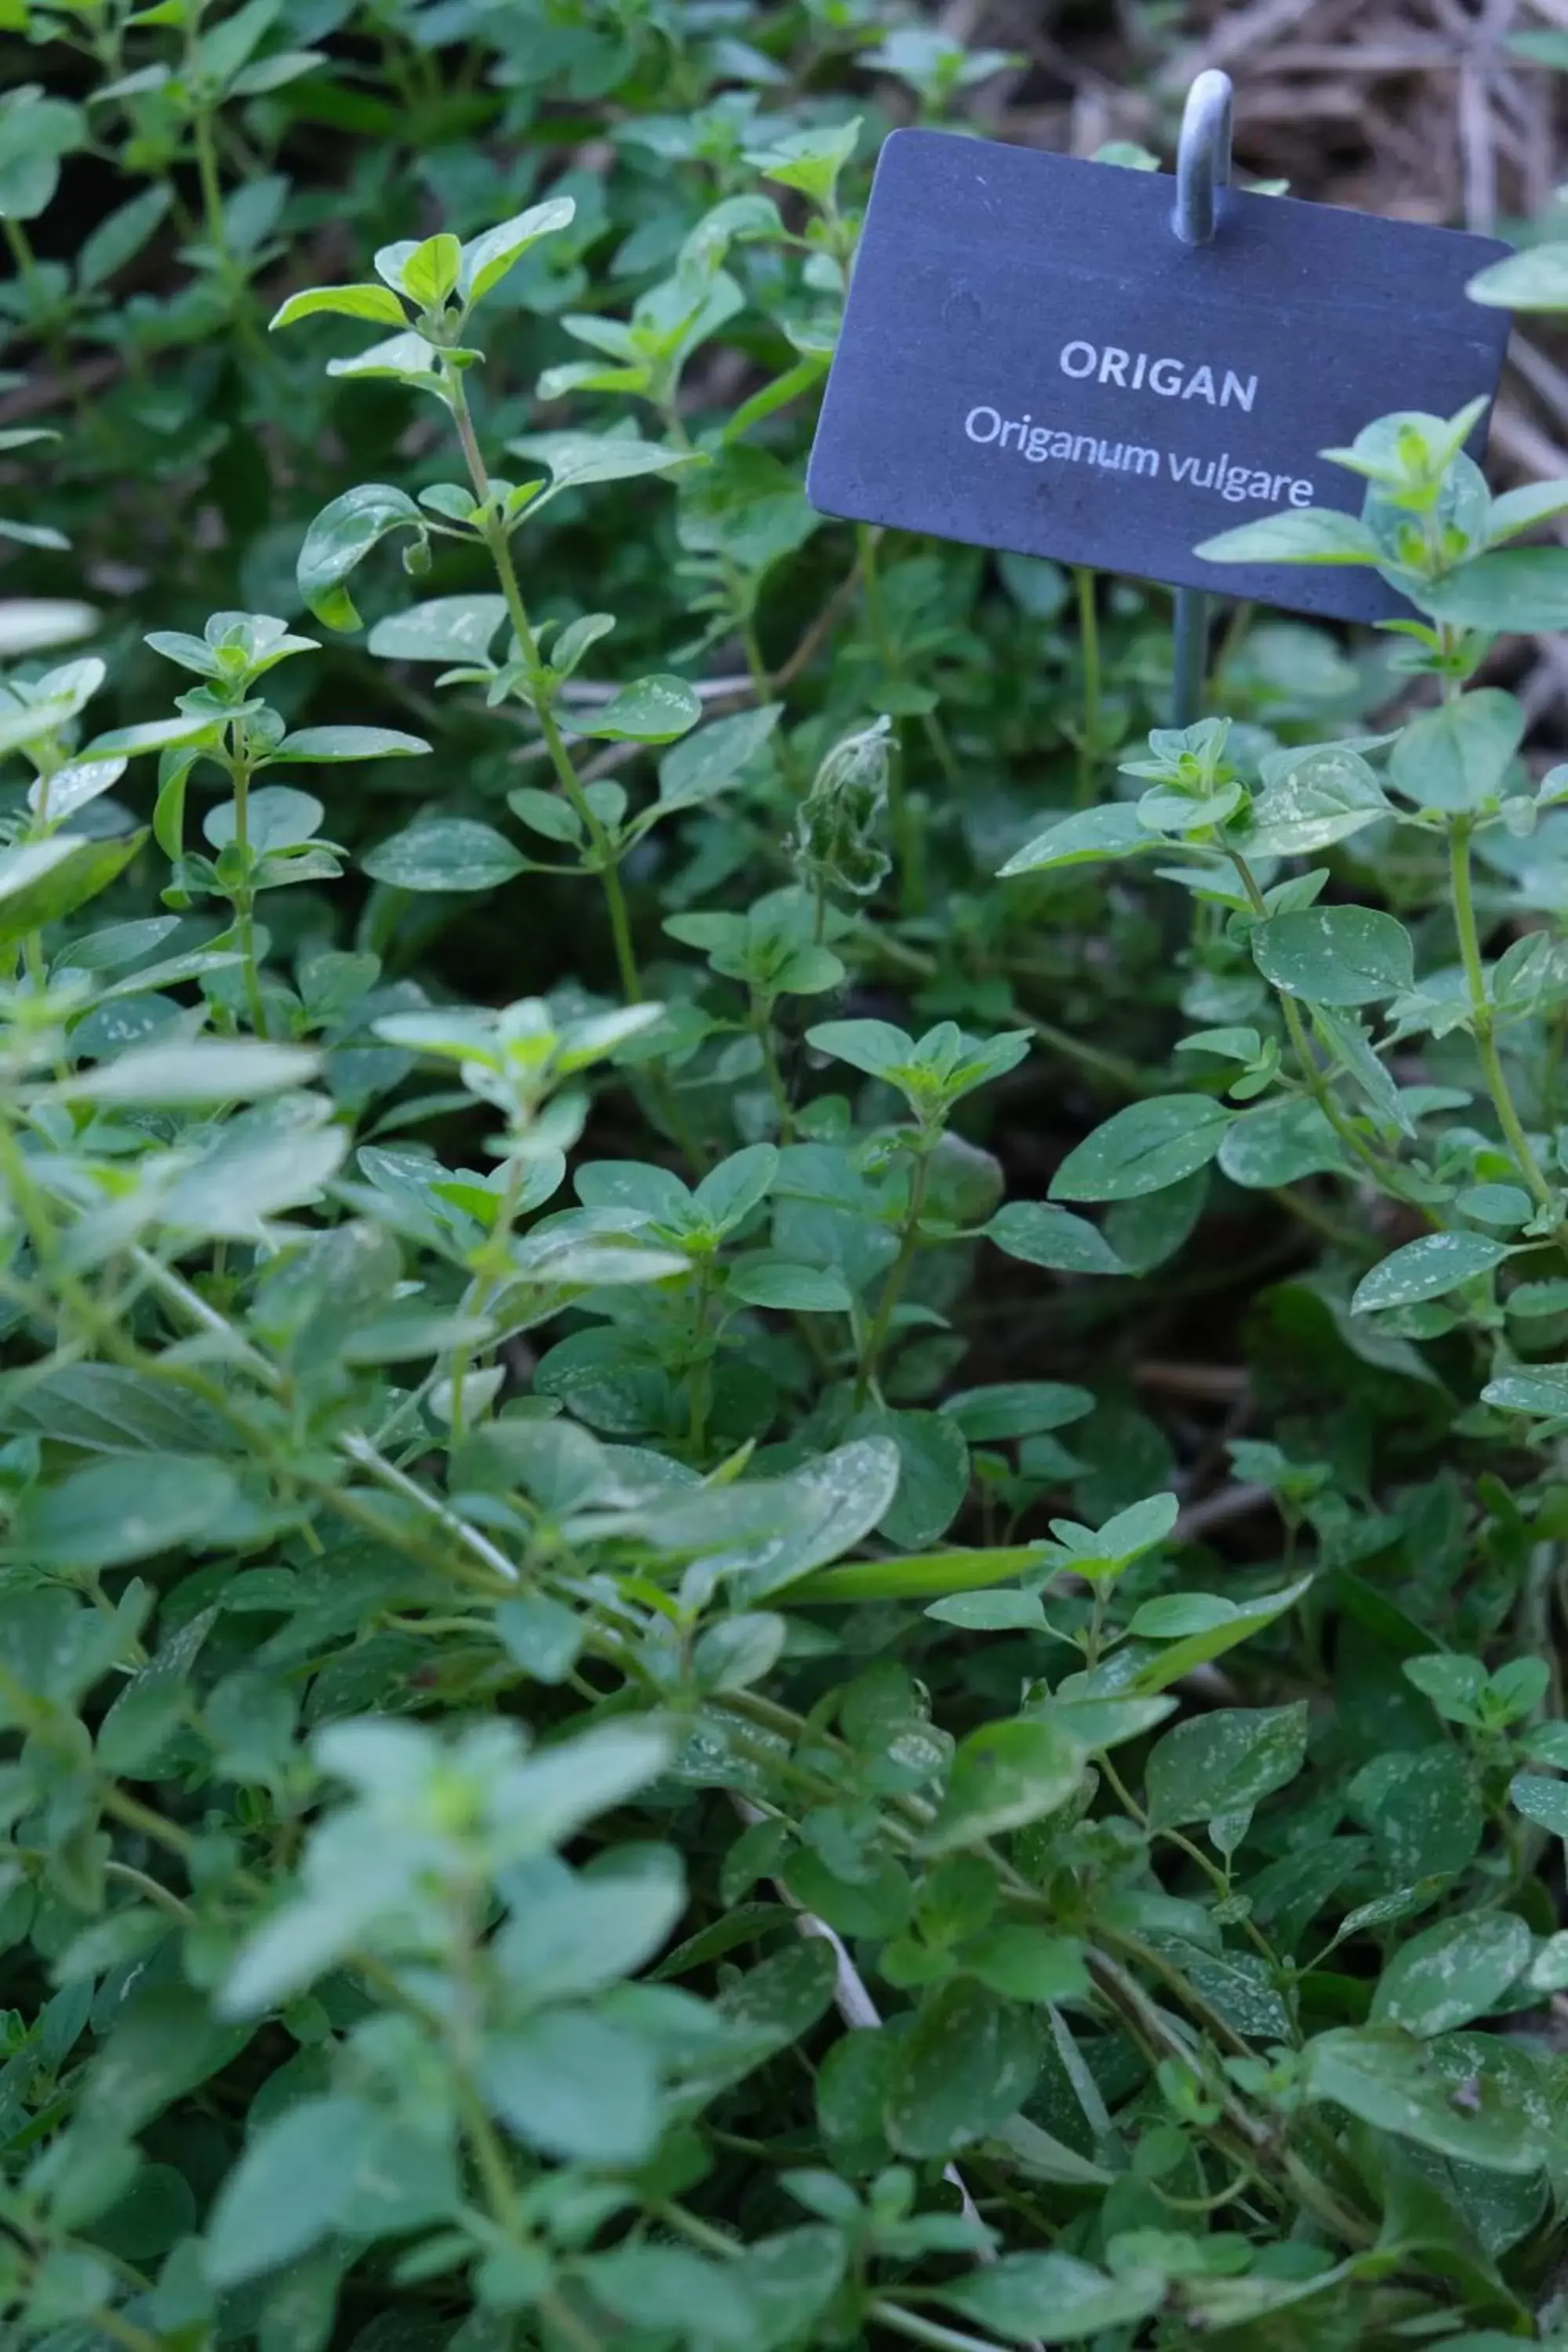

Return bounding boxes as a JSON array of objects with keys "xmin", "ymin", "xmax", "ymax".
[{"xmin": 1171, "ymin": 69, "xmax": 1234, "ymax": 726}]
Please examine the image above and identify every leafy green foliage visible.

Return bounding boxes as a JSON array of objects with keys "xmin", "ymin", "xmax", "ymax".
[{"xmin": 4, "ymin": 9, "xmax": 1568, "ymax": 2350}]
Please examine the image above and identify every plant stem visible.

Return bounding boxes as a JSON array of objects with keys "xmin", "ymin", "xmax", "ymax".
[
  {"xmin": 1210, "ymin": 598, "xmax": 1254, "ymax": 695},
  {"xmin": 665, "ymin": 404, "xmax": 772, "ymax": 704},
  {"xmin": 103, "ymin": 1859, "xmax": 196, "ymax": 1922},
  {"xmin": 125, "ymin": 1247, "xmax": 519, "ymax": 1587},
  {"xmin": 457, "ymin": 2062, "xmax": 606, "ymax": 2350},
  {"xmin": 659, "ymin": 2204, "xmax": 740, "ymax": 2259},
  {"xmin": 446, "ymin": 368, "xmax": 710, "ymax": 1170},
  {"xmin": 1226, "ymin": 849, "xmax": 1403, "ymax": 1192},
  {"xmin": 4, "ymin": 216, "xmax": 87, "ymax": 420},
  {"xmin": 456, "ymin": 2074, "xmax": 521, "ymax": 2229},
  {"xmin": 857, "ymin": 923, "xmax": 1150, "ymax": 1096},
  {"xmin": 854, "ymin": 1145, "xmax": 931, "ymax": 1408},
  {"xmin": 229, "ymin": 746, "xmax": 269, "ymax": 1038},
  {"xmin": 100, "ymin": 1784, "xmax": 195, "ymax": 1858},
  {"xmin": 1073, "ymin": 564, "xmax": 1101, "ymax": 810},
  {"xmin": 687, "ymin": 1264, "xmax": 713, "ymax": 1456},
  {"xmin": 1449, "ymin": 819, "xmax": 1561, "ymax": 1230},
  {"xmin": 447, "ymin": 367, "xmax": 643, "ymax": 1007},
  {"xmin": 497, "ymin": 524, "xmax": 640, "ymax": 999},
  {"xmin": 869, "ymin": 2303, "xmax": 1014, "ymax": 2352},
  {"xmin": 752, "ymin": 992, "xmax": 794, "ymax": 1141},
  {"xmin": 857, "ymin": 521, "xmax": 956, "ymax": 906},
  {"xmin": 1100, "ymin": 1755, "xmax": 1287, "ymax": 1985},
  {"xmin": 445, "ymin": 1149, "xmax": 528, "ymax": 1448},
  {"xmin": 191, "ymin": 102, "xmax": 230, "ymax": 278},
  {"xmin": 187, "ymin": 88, "xmax": 267, "ymax": 366},
  {"xmin": 80, "ymin": 2308, "xmax": 165, "ymax": 2352}
]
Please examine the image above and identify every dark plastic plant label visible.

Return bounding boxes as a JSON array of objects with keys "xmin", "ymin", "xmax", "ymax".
[{"xmin": 807, "ymin": 131, "xmax": 1513, "ymax": 623}]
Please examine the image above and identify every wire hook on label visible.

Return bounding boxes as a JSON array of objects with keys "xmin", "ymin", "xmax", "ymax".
[
  {"xmin": 1173, "ymin": 69, "xmax": 1234, "ymax": 248},
  {"xmin": 1171, "ymin": 68, "xmax": 1235, "ymax": 722}
]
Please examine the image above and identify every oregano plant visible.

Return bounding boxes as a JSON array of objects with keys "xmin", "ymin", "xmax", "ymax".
[{"xmin": 8, "ymin": 7, "xmax": 1568, "ymax": 2350}]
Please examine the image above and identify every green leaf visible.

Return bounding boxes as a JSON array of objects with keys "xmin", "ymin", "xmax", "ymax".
[
  {"xmin": 748, "ymin": 116, "xmax": 862, "ymax": 208},
  {"xmin": 715, "ymin": 1937, "xmax": 838, "ymax": 2050},
  {"xmin": 98, "ymin": 1606, "xmax": 216, "ymax": 1771},
  {"xmin": 82, "ymin": 717, "xmax": 217, "ymax": 767},
  {"xmin": 935, "ymin": 2255, "xmax": 1166, "ymax": 2345},
  {"xmin": 0, "ymin": 832, "xmax": 143, "ymax": 949},
  {"xmin": 1252, "ymin": 906, "xmax": 1414, "ymax": 1005},
  {"xmin": 1040, "ymin": 1694, "xmax": 1177, "ymax": 1751},
  {"xmin": 1129, "ymin": 1592, "xmax": 1239, "ymax": 1639},
  {"xmin": 297, "ymin": 483, "xmax": 422, "ymax": 630},
  {"xmin": 1419, "ymin": 549, "xmax": 1568, "ymax": 635},
  {"xmin": 586, "ymin": 2249, "xmax": 755, "ymax": 2348},
  {"xmin": 1388, "ymin": 691, "xmax": 1523, "ymax": 816},
  {"xmin": 204, "ymin": 2096, "xmax": 376, "ymax": 2285},
  {"xmin": 652, "ymin": 1439, "xmax": 901, "ymax": 1603},
  {"xmin": 459, "ymin": 195, "xmax": 577, "ymax": 305},
  {"xmin": 507, "ymin": 426, "xmax": 695, "ymax": 504},
  {"xmin": 1045, "ymin": 1491, "xmax": 1178, "ymax": 1580},
  {"xmin": 1196, "ymin": 509, "xmax": 1379, "ymax": 566},
  {"xmin": 205, "ymin": 785, "xmax": 324, "ymax": 857},
  {"xmin": 1300, "ymin": 2028, "xmax": 1545, "ymax": 2172},
  {"xmin": 884, "ymin": 1980, "xmax": 1039, "ymax": 2156},
  {"xmin": 367, "ymin": 597, "xmax": 508, "ymax": 665},
  {"xmin": 16, "ymin": 1454, "xmax": 238, "ymax": 1572},
  {"xmin": 485, "ymin": 2009, "xmax": 659, "ymax": 2164},
  {"xmin": 1403, "ymin": 1653, "xmax": 1487, "ymax": 1726},
  {"xmin": 735, "ymin": 2229, "xmax": 844, "ymax": 2349},
  {"xmin": 997, "ymin": 800, "xmax": 1151, "ymax": 877},
  {"xmin": 1352, "ymin": 1232, "xmax": 1513, "ymax": 1312},
  {"xmin": 274, "ymin": 725, "xmax": 430, "ymax": 764},
  {"xmin": 1483, "ymin": 1366, "xmax": 1568, "ymax": 1417},
  {"xmin": 730, "ymin": 1261, "xmax": 853, "ymax": 1312},
  {"xmin": 0, "ymin": 90, "xmax": 83, "ymax": 220},
  {"xmin": 785, "ymin": 1544, "xmax": 1047, "ymax": 1604},
  {"xmin": 1468, "ymin": 241, "xmax": 1568, "ymax": 309},
  {"xmin": 1352, "ymin": 1746, "xmax": 1483, "ymax": 1881},
  {"xmin": 1218, "ymin": 1096, "xmax": 1344, "ymax": 1187},
  {"xmin": 270, "ymin": 281, "xmax": 408, "ymax": 331},
  {"xmin": 1241, "ymin": 745, "xmax": 1390, "ymax": 856},
  {"xmin": 0, "ymin": 517, "xmax": 69, "ymax": 551},
  {"xmin": 925, "ymin": 1717, "xmax": 1085, "ymax": 1852},
  {"xmin": 398, "ymin": 231, "xmax": 461, "ymax": 309},
  {"xmin": 985, "ymin": 1200, "xmax": 1124, "ymax": 1274},
  {"xmin": 1145, "ymin": 1703, "xmax": 1308, "ymax": 1829},
  {"xmin": 579, "ymin": 674, "xmax": 702, "ymax": 743},
  {"xmin": 1050, "ymin": 1096, "xmax": 1231, "ymax": 1202},
  {"xmin": 59, "ymin": 1040, "xmax": 319, "ymax": 1105},
  {"xmin": 494, "ymin": 1595, "xmax": 586, "ymax": 1686},
  {"xmin": 506, "ymin": 787, "xmax": 582, "ymax": 845},
  {"xmin": 804, "ymin": 1018, "xmax": 913, "ymax": 1081},
  {"xmin": 658, "ymin": 702, "xmax": 782, "ymax": 806},
  {"xmin": 694, "ymin": 1612, "xmax": 787, "ymax": 1694},
  {"xmin": 33, "ymin": 751, "xmax": 127, "ymax": 824},
  {"xmin": 1133, "ymin": 1578, "xmax": 1313, "ymax": 1693},
  {"xmin": 926, "ymin": 1591, "xmax": 1047, "ymax": 1631},
  {"xmin": 0, "ymin": 1363, "xmax": 233, "ymax": 1456},
  {"xmin": 1508, "ymin": 1772, "xmax": 1568, "ymax": 1835},
  {"xmin": 1371, "ymin": 1913, "xmax": 1530, "ymax": 2037},
  {"xmin": 873, "ymin": 1406, "xmax": 970, "ymax": 1550},
  {"xmin": 78, "ymin": 183, "xmax": 172, "ymax": 289},
  {"xmin": 328, "ymin": 328, "xmax": 449, "ymax": 391},
  {"xmin": 694, "ymin": 1142, "xmax": 778, "ymax": 1230},
  {"xmin": 229, "ymin": 46, "xmax": 325, "ymax": 94},
  {"xmin": 361, "ymin": 819, "xmax": 526, "ymax": 893},
  {"xmin": 939, "ymin": 1382, "xmax": 1094, "ymax": 1440}
]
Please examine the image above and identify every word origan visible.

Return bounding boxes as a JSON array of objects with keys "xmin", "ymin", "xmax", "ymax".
[{"xmin": 1058, "ymin": 341, "xmax": 1258, "ymax": 411}]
